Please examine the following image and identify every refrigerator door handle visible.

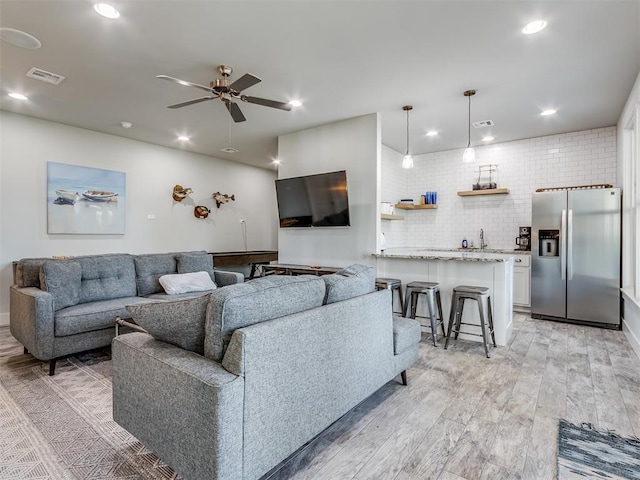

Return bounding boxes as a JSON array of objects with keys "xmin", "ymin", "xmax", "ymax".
[
  {"xmin": 568, "ymin": 209, "xmax": 573, "ymax": 280},
  {"xmin": 561, "ymin": 209, "xmax": 567, "ymax": 280}
]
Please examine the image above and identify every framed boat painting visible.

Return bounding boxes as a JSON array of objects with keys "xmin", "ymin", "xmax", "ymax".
[{"xmin": 47, "ymin": 162, "xmax": 126, "ymax": 234}]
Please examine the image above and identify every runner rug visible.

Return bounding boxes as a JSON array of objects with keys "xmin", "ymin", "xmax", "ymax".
[
  {"xmin": 558, "ymin": 418, "xmax": 640, "ymax": 480},
  {"xmin": 0, "ymin": 344, "xmax": 181, "ymax": 480}
]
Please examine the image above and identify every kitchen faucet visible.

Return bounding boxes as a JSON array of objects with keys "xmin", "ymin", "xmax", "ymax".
[{"xmin": 480, "ymin": 228, "xmax": 487, "ymax": 250}]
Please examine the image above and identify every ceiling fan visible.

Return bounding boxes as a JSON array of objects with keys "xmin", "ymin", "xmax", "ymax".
[{"xmin": 156, "ymin": 65, "xmax": 292, "ymax": 123}]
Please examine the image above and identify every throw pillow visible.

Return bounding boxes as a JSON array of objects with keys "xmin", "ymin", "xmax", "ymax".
[
  {"xmin": 39, "ymin": 260, "xmax": 82, "ymax": 311},
  {"xmin": 159, "ymin": 271, "xmax": 217, "ymax": 295},
  {"xmin": 126, "ymin": 293, "xmax": 212, "ymax": 354},
  {"xmin": 177, "ymin": 252, "xmax": 215, "ymax": 281},
  {"xmin": 323, "ymin": 264, "xmax": 375, "ymax": 304}
]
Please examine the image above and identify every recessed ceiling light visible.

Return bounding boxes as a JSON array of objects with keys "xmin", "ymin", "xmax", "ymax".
[
  {"xmin": 120, "ymin": 121, "xmax": 132, "ymax": 129},
  {"xmin": 288, "ymin": 100, "xmax": 302, "ymax": 108},
  {"xmin": 482, "ymin": 136, "xmax": 494, "ymax": 142},
  {"xmin": 221, "ymin": 147, "xmax": 239, "ymax": 153},
  {"xmin": 177, "ymin": 135, "xmax": 190, "ymax": 141},
  {"xmin": 8, "ymin": 92, "xmax": 28, "ymax": 100},
  {"xmin": 272, "ymin": 159, "xmax": 281, "ymax": 165},
  {"xmin": 0, "ymin": 28, "xmax": 42, "ymax": 49},
  {"xmin": 523, "ymin": 20, "xmax": 547, "ymax": 35},
  {"xmin": 541, "ymin": 109, "xmax": 557, "ymax": 116},
  {"xmin": 93, "ymin": 3, "xmax": 120, "ymax": 19},
  {"xmin": 426, "ymin": 131, "xmax": 438, "ymax": 137}
]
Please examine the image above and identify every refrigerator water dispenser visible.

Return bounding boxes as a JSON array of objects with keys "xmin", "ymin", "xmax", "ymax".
[{"xmin": 538, "ymin": 230, "xmax": 559, "ymax": 257}]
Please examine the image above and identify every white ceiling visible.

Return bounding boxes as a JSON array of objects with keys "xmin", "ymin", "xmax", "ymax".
[{"xmin": 1, "ymin": 1, "xmax": 639, "ymax": 170}]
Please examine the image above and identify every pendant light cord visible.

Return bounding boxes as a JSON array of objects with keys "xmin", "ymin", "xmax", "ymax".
[
  {"xmin": 467, "ymin": 94, "xmax": 471, "ymax": 149},
  {"xmin": 406, "ymin": 108, "xmax": 410, "ymax": 155}
]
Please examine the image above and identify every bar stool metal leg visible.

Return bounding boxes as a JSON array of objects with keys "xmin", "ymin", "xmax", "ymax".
[
  {"xmin": 444, "ymin": 292, "xmax": 459, "ymax": 350},
  {"xmin": 426, "ymin": 290, "xmax": 439, "ymax": 347},
  {"xmin": 454, "ymin": 297, "xmax": 465, "ymax": 340},
  {"xmin": 478, "ymin": 296, "xmax": 490, "ymax": 358},
  {"xmin": 436, "ymin": 290, "xmax": 446, "ymax": 337},
  {"xmin": 396, "ymin": 287, "xmax": 404, "ymax": 316},
  {"xmin": 410, "ymin": 291, "xmax": 419, "ymax": 320},
  {"xmin": 487, "ymin": 297, "xmax": 497, "ymax": 347}
]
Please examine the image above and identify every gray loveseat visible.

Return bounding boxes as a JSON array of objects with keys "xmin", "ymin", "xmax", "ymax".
[
  {"xmin": 112, "ymin": 265, "xmax": 421, "ymax": 480},
  {"xmin": 10, "ymin": 251, "xmax": 243, "ymax": 375}
]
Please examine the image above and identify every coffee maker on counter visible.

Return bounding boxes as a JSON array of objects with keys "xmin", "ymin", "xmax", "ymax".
[{"xmin": 515, "ymin": 226, "xmax": 531, "ymax": 251}]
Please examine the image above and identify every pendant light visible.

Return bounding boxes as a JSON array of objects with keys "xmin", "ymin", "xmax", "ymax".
[
  {"xmin": 402, "ymin": 105, "xmax": 414, "ymax": 169},
  {"xmin": 462, "ymin": 90, "xmax": 476, "ymax": 163}
]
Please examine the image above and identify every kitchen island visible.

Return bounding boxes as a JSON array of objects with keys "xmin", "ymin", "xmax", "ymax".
[{"xmin": 373, "ymin": 248, "xmax": 515, "ymax": 346}]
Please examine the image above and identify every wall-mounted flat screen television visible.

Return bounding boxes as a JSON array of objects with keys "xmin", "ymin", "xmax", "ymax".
[{"xmin": 275, "ymin": 170, "xmax": 350, "ymax": 228}]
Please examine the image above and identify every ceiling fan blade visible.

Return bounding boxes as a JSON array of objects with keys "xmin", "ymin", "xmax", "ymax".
[
  {"xmin": 167, "ymin": 96, "xmax": 216, "ymax": 109},
  {"xmin": 242, "ymin": 95, "xmax": 292, "ymax": 111},
  {"xmin": 229, "ymin": 73, "xmax": 261, "ymax": 92},
  {"xmin": 156, "ymin": 75, "xmax": 212, "ymax": 93},
  {"xmin": 224, "ymin": 100, "xmax": 246, "ymax": 123}
]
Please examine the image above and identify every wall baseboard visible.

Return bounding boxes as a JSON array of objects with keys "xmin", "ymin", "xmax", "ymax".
[
  {"xmin": 0, "ymin": 312, "xmax": 9, "ymax": 327},
  {"xmin": 623, "ymin": 320, "xmax": 640, "ymax": 361}
]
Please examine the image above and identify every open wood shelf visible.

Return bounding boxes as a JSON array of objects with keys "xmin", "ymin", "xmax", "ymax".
[
  {"xmin": 394, "ymin": 203, "xmax": 437, "ymax": 210},
  {"xmin": 457, "ymin": 188, "xmax": 510, "ymax": 197},
  {"xmin": 381, "ymin": 213, "xmax": 404, "ymax": 220}
]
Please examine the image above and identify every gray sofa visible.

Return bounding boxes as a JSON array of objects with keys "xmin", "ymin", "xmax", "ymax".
[
  {"xmin": 10, "ymin": 251, "xmax": 244, "ymax": 375},
  {"xmin": 112, "ymin": 265, "xmax": 421, "ymax": 480}
]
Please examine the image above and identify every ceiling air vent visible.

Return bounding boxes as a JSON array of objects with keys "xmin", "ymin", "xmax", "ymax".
[
  {"xmin": 26, "ymin": 67, "xmax": 65, "ymax": 85},
  {"xmin": 220, "ymin": 147, "xmax": 239, "ymax": 153},
  {"xmin": 472, "ymin": 120, "xmax": 494, "ymax": 128}
]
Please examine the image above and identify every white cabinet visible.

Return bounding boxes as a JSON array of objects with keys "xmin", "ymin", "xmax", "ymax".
[{"xmin": 512, "ymin": 255, "xmax": 531, "ymax": 308}]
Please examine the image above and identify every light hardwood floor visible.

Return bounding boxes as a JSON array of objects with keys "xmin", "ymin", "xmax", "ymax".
[
  {"xmin": 266, "ymin": 314, "xmax": 640, "ymax": 480},
  {"xmin": 2, "ymin": 315, "xmax": 639, "ymax": 480}
]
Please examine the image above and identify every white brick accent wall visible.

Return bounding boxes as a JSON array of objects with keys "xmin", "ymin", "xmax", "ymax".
[{"xmin": 381, "ymin": 126, "xmax": 617, "ymax": 250}]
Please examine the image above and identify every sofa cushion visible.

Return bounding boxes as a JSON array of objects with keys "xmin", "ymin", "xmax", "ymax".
[
  {"xmin": 322, "ymin": 264, "xmax": 375, "ymax": 305},
  {"xmin": 76, "ymin": 254, "xmax": 137, "ymax": 304},
  {"xmin": 177, "ymin": 252, "xmax": 216, "ymax": 281},
  {"xmin": 55, "ymin": 296, "xmax": 148, "ymax": 337},
  {"xmin": 204, "ymin": 275, "xmax": 326, "ymax": 362},
  {"xmin": 392, "ymin": 316, "xmax": 421, "ymax": 354},
  {"xmin": 40, "ymin": 260, "xmax": 82, "ymax": 311},
  {"xmin": 134, "ymin": 253, "xmax": 178, "ymax": 296},
  {"xmin": 159, "ymin": 271, "xmax": 217, "ymax": 295},
  {"xmin": 15, "ymin": 257, "xmax": 50, "ymax": 288},
  {"xmin": 125, "ymin": 293, "xmax": 212, "ymax": 354}
]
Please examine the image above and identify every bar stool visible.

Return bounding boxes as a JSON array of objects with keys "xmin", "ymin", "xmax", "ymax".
[
  {"xmin": 444, "ymin": 285, "xmax": 496, "ymax": 358},
  {"xmin": 404, "ymin": 281, "xmax": 446, "ymax": 347},
  {"xmin": 375, "ymin": 277, "xmax": 404, "ymax": 315}
]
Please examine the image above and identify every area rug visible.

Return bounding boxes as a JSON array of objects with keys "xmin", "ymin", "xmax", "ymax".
[
  {"xmin": 558, "ymin": 418, "xmax": 640, "ymax": 480},
  {"xmin": 0, "ymin": 345, "xmax": 182, "ymax": 480}
]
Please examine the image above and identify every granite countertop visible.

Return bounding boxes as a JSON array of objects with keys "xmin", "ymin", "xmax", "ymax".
[{"xmin": 372, "ymin": 247, "xmax": 530, "ymax": 263}]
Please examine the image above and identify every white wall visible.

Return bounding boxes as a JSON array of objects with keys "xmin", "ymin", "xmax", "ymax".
[
  {"xmin": 0, "ymin": 112, "xmax": 278, "ymax": 324},
  {"xmin": 380, "ymin": 145, "xmax": 406, "ymax": 248},
  {"xmin": 381, "ymin": 126, "xmax": 617, "ymax": 251},
  {"xmin": 277, "ymin": 114, "xmax": 380, "ymax": 267},
  {"xmin": 618, "ymin": 70, "xmax": 640, "ymax": 357}
]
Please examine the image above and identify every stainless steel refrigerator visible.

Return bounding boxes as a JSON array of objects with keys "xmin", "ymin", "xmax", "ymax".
[{"xmin": 531, "ymin": 188, "xmax": 621, "ymax": 328}]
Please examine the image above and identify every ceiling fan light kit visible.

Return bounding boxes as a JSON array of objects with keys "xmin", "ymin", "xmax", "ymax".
[
  {"xmin": 462, "ymin": 90, "xmax": 476, "ymax": 163},
  {"xmin": 157, "ymin": 65, "xmax": 292, "ymax": 123},
  {"xmin": 401, "ymin": 105, "xmax": 414, "ymax": 169}
]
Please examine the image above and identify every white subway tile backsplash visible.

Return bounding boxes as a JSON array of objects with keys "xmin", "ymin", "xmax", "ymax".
[{"xmin": 381, "ymin": 126, "xmax": 617, "ymax": 250}]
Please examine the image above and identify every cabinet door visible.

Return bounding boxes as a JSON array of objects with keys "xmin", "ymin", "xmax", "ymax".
[{"xmin": 513, "ymin": 266, "xmax": 531, "ymax": 306}]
